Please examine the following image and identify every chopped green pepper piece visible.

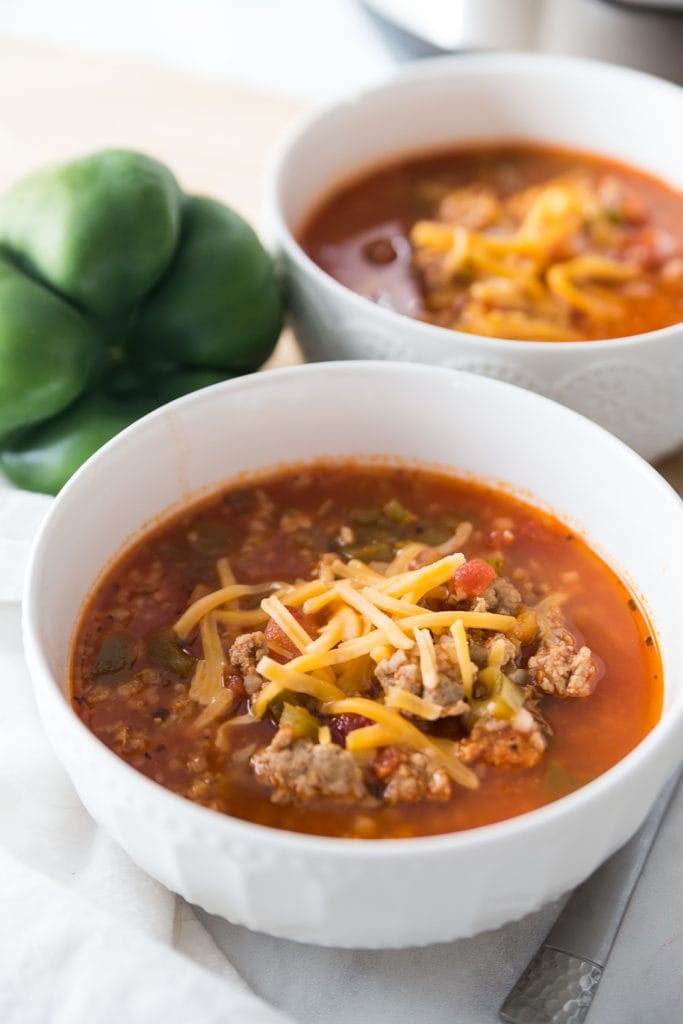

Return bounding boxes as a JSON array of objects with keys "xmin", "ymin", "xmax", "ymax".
[
  {"xmin": 93, "ymin": 631, "xmax": 138, "ymax": 678},
  {"xmin": 381, "ymin": 498, "xmax": 415, "ymax": 524},
  {"xmin": 146, "ymin": 630, "xmax": 196, "ymax": 678},
  {"xmin": 346, "ymin": 540, "xmax": 395, "ymax": 563},
  {"xmin": 349, "ymin": 507, "xmax": 379, "ymax": 526},
  {"xmin": 187, "ymin": 520, "xmax": 231, "ymax": 557},
  {"xmin": 477, "ymin": 667, "xmax": 525, "ymax": 719},
  {"xmin": 279, "ymin": 701, "xmax": 320, "ymax": 741},
  {"xmin": 486, "ymin": 554, "xmax": 506, "ymax": 574},
  {"xmin": 419, "ymin": 524, "xmax": 453, "ymax": 546}
]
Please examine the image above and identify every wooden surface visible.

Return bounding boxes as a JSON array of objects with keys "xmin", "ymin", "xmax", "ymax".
[{"xmin": 0, "ymin": 39, "xmax": 679, "ymax": 488}]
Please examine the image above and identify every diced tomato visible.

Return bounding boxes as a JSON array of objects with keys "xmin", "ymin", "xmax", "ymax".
[
  {"xmin": 264, "ymin": 606, "xmax": 317, "ymax": 662},
  {"xmin": 329, "ymin": 713, "xmax": 373, "ymax": 748},
  {"xmin": 451, "ymin": 558, "xmax": 496, "ymax": 597}
]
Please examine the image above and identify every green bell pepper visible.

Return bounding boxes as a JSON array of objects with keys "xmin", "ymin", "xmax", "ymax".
[{"xmin": 0, "ymin": 149, "xmax": 283, "ymax": 494}]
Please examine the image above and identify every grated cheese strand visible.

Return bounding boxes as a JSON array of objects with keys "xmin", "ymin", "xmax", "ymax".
[
  {"xmin": 346, "ymin": 723, "xmax": 398, "ymax": 752},
  {"xmin": 260, "ymin": 595, "xmax": 314, "ymax": 652},
  {"xmin": 398, "ymin": 610, "xmax": 516, "ymax": 633},
  {"xmin": 377, "ymin": 553, "xmax": 465, "ymax": 600},
  {"xmin": 385, "ymin": 543, "xmax": 427, "ymax": 577},
  {"xmin": 450, "ymin": 619, "xmax": 474, "ymax": 698},
  {"xmin": 305, "ymin": 617, "xmax": 345, "ymax": 656},
  {"xmin": 277, "ymin": 579, "xmax": 327, "ymax": 608},
  {"xmin": 214, "ymin": 609, "xmax": 269, "ymax": 626},
  {"xmin": 251, "ymin": 657, "xmax": 346, "ymax": 718},
  {"xmin": 189, "ymin": 614, "xmax": 233, "ymax": 728},
  {"xmin": 370, "ymin": 644, "xmax": 393, "ymax": 664},
  {"xmin": 329, "ymin": 558, "xmax": 386, "ymax": 585},
  {"xmin": 334, "ymin": 580, "xmax": 414, "ymax": 650},
  {"xmin": 318, "ymin": 725, "xmax": 332, "ymax": 745},
  {"xmin": 360, "ymin": 587, "xmax": 425, "ymax": 617},
  {"xmin": 215, "ymin": 557, "xmax": 236, "ymax": 588},
  {"xmin": 384, "ymin": 685, "xmax": 443, "ymax": 721},
  {"xmin": 287, "ymin": 630, "xmax": 388, "ymax": 672},
  {"xmin": 303, "ymin": 589, "xmax": 338, "ymax": 615},
  {"xmin": 175, "ymin": 583, "xmax": 274, "ymax": 638},
  {"xmin": 488, "ymin": 636, "xmax": 509, "ymax": 668},
  {"xmin": 414, "ymin": 628, "xmax": 439, "ymax": 693},
  {"xmin": 338, "ymin": 606, "xmax": 363, "ymax": 642},
  {"xmin": 326, "ymin": 697, "xmax": 478, "ymax": 789},
  {"xmin": 200, "ymin": 612, "xmax": 225, "ymax": 671}
]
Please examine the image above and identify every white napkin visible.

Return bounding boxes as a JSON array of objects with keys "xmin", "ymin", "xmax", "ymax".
[
  {"xmin": 0, "ymin": 484, "xmax": 293, "ymax": 1024},
  {"xmin": 0, "ymin": 488, "xmax": 53, "ymax": 602}
]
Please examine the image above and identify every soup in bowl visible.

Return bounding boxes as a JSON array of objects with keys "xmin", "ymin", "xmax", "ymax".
[
  {"xmin": 71, "ymin": 459, "xmax": 661, "ymax": 840},
  {"xmin": 23, "ymin": 362, "xmax": 683, "ymax": 947},
  {"xmin": 267, "ymin": 53, "xmax": 683, "ymax": 461}
]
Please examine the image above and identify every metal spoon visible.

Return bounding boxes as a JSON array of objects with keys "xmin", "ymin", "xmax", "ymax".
[{"xmin": 500, "ymin": 769, "xmax": 682, "ymax": 1024}]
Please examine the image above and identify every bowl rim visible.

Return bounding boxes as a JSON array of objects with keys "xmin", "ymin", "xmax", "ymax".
[
  {"xmin": 22, "ymin": 360, "xmax": 683, "ymax": 856},
  {"xmin": 265, "ymin": 50, "xmax": 683, "ymax": 353}
]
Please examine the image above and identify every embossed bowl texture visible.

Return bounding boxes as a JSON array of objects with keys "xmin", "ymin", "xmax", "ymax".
[
  {"xmin": 23, "ymin": 362, "xmax": 683, "ymax": 948},
  {"xmin": 266, "ymin": 53, "xmax": 683, "ymax": 462}
]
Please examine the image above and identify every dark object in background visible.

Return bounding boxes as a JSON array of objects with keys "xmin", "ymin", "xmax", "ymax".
[{"xmin": 360, "ymin": 0, "xmax": 683, "ymax": 85}]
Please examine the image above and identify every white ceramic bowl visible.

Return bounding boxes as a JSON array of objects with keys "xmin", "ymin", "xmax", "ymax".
[
  {"xmin": 23, "ymin": 362, "xmax": 683, "ymax": 948},
  {"xmin": 266, "ymin": 53, "xmax": 683, "ymax": 462}
]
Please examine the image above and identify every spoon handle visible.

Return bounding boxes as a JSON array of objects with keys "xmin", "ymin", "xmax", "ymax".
[{"xmin": 499, "ymin": 769, "xmax": 681, "ymax": 1024}]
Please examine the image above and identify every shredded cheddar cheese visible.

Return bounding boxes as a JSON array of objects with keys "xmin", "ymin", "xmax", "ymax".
[
  {"xmin": 334, "ymin": 580, "xmax": 414, "ymax": 650},
  {"xmin": 345, "ymin": 723, "xmax": 398, "ymax": 752},
  {"xmin": 216, "ymin": 557, "xmax": 236, "ymax": 588},
  {"xmin": 174, "ymin": 536, "xmax": 527, "ymax": 792},
  {"xmin": 318, "ymin": 725, "xmax": 332, "ymax": 745},
  {"xmin": 409, "ymin": 172, "xmax": 660, "ymax": 342},
  {"xmin": 260, "ymin": 595, "xmax": 313, "ymax": 652},
  {"xmin": 175, "ymin": 583, "xmax": 272, "ymax": 638},
  {"xmin": 414, "ymin": 628, "xmax": 438, "ymax": 693},
  {"xmin": 326, "ymin": 697, "xmax": 478, "ymax": 789},
  {"xmin": 450, "ymin": 619, "xmax": 474, "ymax": 698},
  {"xmin": 288, "ymin": 630, "xmax": 389, "ymax": 671},
  {"xmin": 397, "ymin": 610, "xmax": 516, "ymax": 633},
  {"xmin": 384, "ymin": 685, "xmax": 443, "ymax": 721},
  {"xmin": 189, "ymin": 614, "xmax": 234, "ymax": 728},
  {"xmin": 360, "ymin": 587, "xmax": 426, "ymax": 617},
  {"xmin": 378, "ymin": 553, "xmax": 465, "ymax": 599},
  {"xmin": 251, "ymin": 657, "xmax": 346, "ymax": 718},
  {"xmin": 214, "ymin": 609, "xmax": 269, "ymax": 626}
]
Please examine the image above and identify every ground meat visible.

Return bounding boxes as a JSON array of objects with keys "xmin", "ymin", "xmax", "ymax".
[
  {"xmin": 458, "ymin": 708, "xmax": 546, "ymax": 768},
  {"xmin": 374, "ymin": 636, "xmax": 467, "ymax": 711},
  {"xmin": 228, "ymin": 631, "xmax": 267, "ymax": 675},
  {"xmin": 528, "ymin": 604, "xmax": 596, "ymax": 697},
  {"xmin": 251, "ymin": 726, "xmax": 367, "ymax": 803},
  {"xmin": 479, "ymin": 577, "xmax": 523, "ymax": 616},
  {"xmin": 228, "ymin": 631, "xmax": 268, "ymax": 696},
  {"xmin": 374, "ymin": 649, "xmax": 421, "ymax": 695},
  {"xmin": 468, "ymin": 632, "xmax": 520, "ymax": 670},
  {"xmin": 374, "ymin": 747, "xmax": 452, "ymax": 803},
  {"xmin": 426, "ymin": 636, "xmax": 466, "ymax": 707}
]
